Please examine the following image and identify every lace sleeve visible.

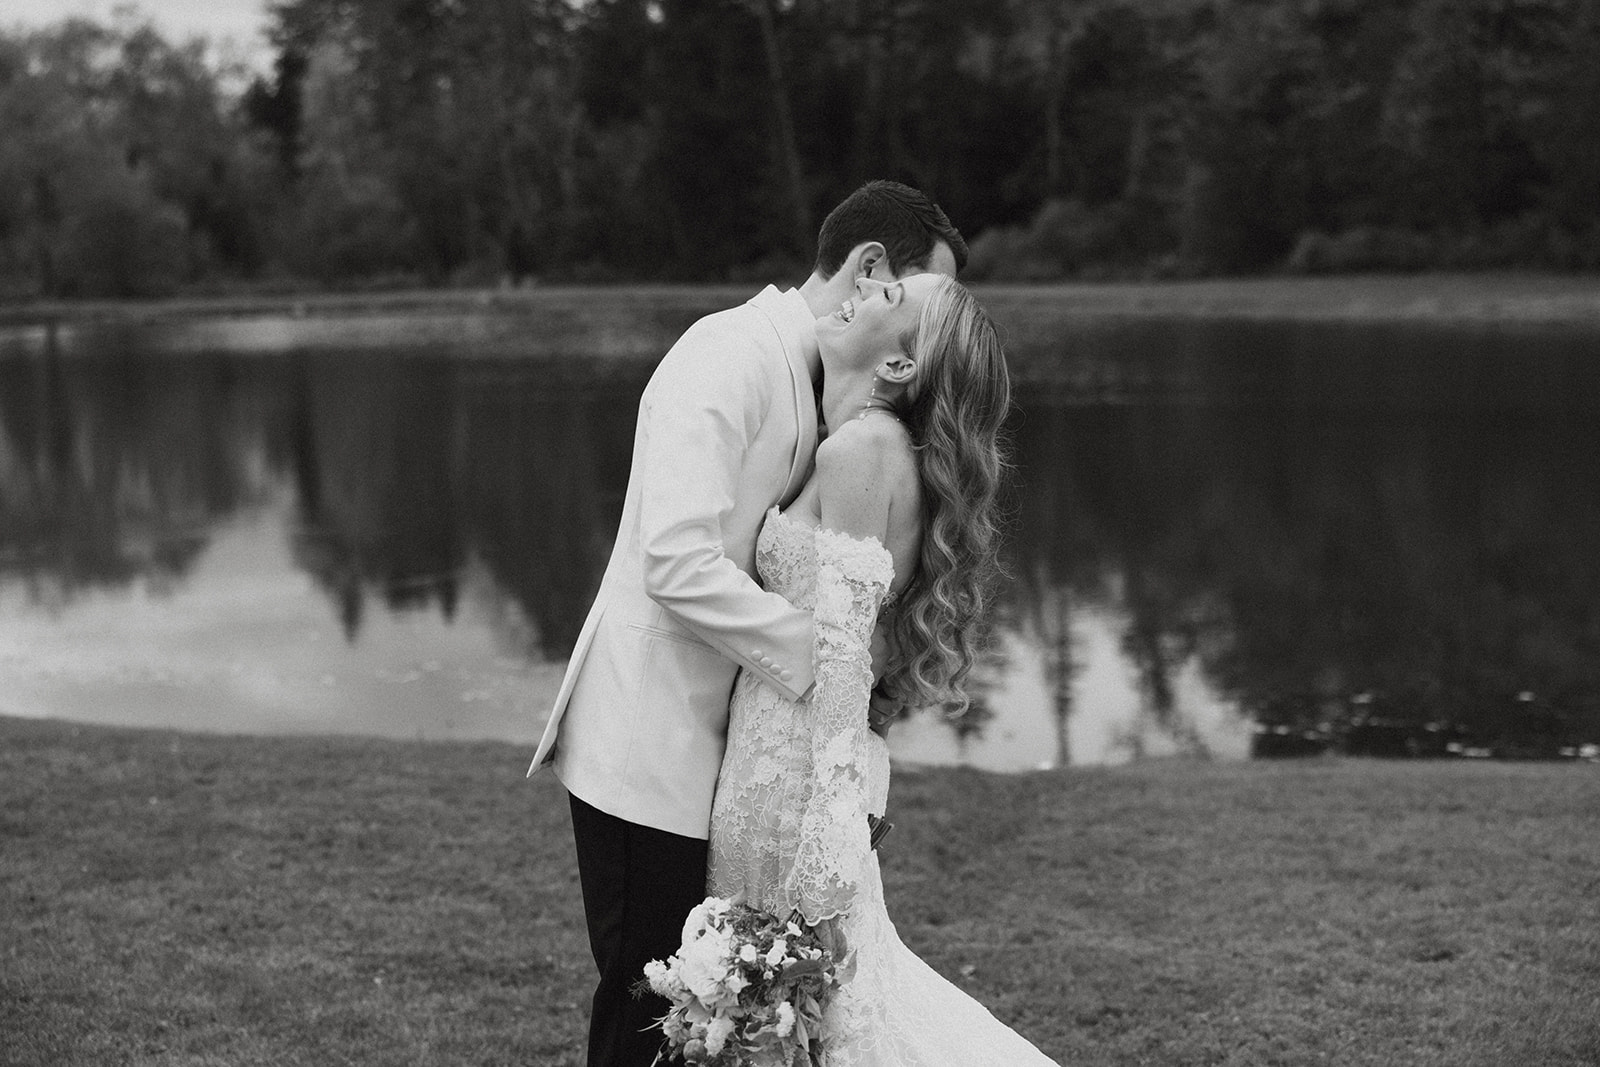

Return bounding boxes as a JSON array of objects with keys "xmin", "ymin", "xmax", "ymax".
[{"xmin": 784, "ymin": 525, "xmax": 895, "ymax": 924}]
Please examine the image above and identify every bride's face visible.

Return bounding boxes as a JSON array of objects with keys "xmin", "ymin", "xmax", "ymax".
[{"xmin": 815, "ymin": 273, "xmax": 941, "ymax": 373}]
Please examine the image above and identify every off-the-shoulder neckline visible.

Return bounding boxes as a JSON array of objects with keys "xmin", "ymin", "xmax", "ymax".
[{"xmin": 766, "ymin": 504, "xmax": 892, "ymax": 560}]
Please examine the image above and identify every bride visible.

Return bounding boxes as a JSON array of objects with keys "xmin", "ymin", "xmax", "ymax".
[{"xmin": 707, "ymin": 272, "xmax": 1060, "ymax": 1065}]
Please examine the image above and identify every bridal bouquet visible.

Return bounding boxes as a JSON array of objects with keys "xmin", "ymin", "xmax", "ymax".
[{"xmin": 642, "ymin": 895, "xmax": 836, "ymax": 1067}]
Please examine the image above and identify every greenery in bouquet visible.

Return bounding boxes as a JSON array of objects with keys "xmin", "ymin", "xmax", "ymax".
[{"xmin": 641, "ymin": 895, "xmax": 837, "ymax": 1067}]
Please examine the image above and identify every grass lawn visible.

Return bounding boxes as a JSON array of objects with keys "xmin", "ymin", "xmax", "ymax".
[{"xmin": 2, "ymin": 715, "xmax": 1596, "ymax": 1066}]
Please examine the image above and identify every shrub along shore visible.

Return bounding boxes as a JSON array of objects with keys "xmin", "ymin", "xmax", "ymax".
[
  {"xmin": 2, "ymin": 715, "xmax": 1596, "ymax": 1066},
  {"xmin": 6, "ymin": 275, "xmax": 1597, "ymax": 377},
  {"xmin": 7, "ymin": 273, "xmax": 1600, "ymax": 330}
]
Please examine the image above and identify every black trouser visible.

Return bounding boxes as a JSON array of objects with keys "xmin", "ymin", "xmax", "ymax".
[{"xmin": 568, "ymin": 792, "xmax": 708, "ymax": 1067}]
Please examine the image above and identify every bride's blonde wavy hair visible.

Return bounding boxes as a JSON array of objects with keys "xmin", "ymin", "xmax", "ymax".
[{"xmin": 882, "ymin": 277, "xmax": 1011, "ymax": 713}]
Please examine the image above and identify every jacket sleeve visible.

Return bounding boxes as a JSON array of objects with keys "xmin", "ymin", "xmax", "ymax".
[{"xmin": 636, "ymin": 311, "xmax": 816, "ymax": 701}]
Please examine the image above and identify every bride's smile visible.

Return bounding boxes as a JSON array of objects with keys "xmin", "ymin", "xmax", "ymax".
[{"xmin": 815, "ymin": 272, "xmax": 943, "ymax": 374}]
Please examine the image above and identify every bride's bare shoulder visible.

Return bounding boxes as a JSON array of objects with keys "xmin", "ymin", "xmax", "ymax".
[
  {"xmin": 814, "ymin": 416, "xmax": 918, "ymax": 539},
  {"xmin": 816, "ymin": 414, "xmax": 914, "ymax": 473}
]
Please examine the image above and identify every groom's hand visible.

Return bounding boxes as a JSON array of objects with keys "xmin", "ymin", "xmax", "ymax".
[
  {"xmin": 867, "ymin": 627, "xmax": 901, "ymax": 737},
  {"xmin": 868, "ymin": 684, "xmax": 902, "ymax": 738},
  {"xmin": 868, "ymin": 626, "xmax": 889, "ymax": 680}
]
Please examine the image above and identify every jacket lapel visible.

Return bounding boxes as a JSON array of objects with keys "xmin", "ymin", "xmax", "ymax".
[{"xmin": 749, "ymin": 286, "xmax": 819, "ymax": 505}]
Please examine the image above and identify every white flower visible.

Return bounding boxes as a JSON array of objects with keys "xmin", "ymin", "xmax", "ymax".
[
  {"xmin": 677, "ymin": 931, "xmax": 732, "ymax": 1001},
  {"xmin": 681, "ymin": 900, "xmax": 713, "ymax": 945},
  {"xmin": 785, "ymin": 921, "xmax": 803, "ymax": 938},
  {"xmin": 775, "ymin": 1001, "xmax": 796, "ymax": 1037},
  {"xmin": 704, "ymin": 1016, "xmax": 736, "ymax": 1056},
  {"xmin": 739, "ymin": 943, "xmax": 759, "ymax": 964},
  {"xmin": 642, "ymin": 959, "xmax": 671, "ymax": 995},
  {"xmin": 765, "ymin": 938, "xmax": 788, "ymax": 967}
]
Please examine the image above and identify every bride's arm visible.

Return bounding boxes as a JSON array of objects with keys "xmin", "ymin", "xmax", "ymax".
[
  {"xmin": 784, "ymin": 430, "xmax": 897, "ymax": 923},
  {"xmin": 813, "ymin": 426, "xmax": 896, "ymax": 547},
  {"xmin": 823, "ymin": 432, "xmax": 905, "ymax": 735}
]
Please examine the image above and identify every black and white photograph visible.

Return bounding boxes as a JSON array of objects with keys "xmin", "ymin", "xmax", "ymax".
[{"xmin": 2, "ymin": 1, "xmax": 1598, "ymax": 1064}]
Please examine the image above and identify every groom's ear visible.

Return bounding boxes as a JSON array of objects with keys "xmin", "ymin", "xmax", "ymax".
[{"xmin": 851, "ymin": 242, "xmax": 890, "ymax": 280}]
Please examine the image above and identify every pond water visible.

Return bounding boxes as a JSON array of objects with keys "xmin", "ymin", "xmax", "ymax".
[{"xmin": 3, "ymin": 301, "xmax": 1599, "ymax": 770}]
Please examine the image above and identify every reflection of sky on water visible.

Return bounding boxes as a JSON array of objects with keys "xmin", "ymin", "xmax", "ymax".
[
  {"xmin": 0, "ymin": 509, "xmax": 1246, "ymax": 768},
  {"xmin": 892, "ymin": 609, "xmax": 1253, "ymax": 772},
  {"xmin": 1, "ymin": 495, "xmax": 565, "ymax": 744},
  {"xmin": 1, "ymin": 485, "xmax": 1225, "ymax": 767}
]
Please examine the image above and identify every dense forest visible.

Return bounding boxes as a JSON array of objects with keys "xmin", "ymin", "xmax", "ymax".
[{"xmin": 3, "ymin": 0, "xmax": 1599, "ymax": 297}]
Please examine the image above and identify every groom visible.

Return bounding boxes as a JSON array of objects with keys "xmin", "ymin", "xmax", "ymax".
[{"xmin": 529, "ymin": 181, "xmax": 966, "ymax": 1067}]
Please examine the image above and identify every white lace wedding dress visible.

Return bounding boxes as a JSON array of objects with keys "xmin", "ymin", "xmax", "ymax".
[{"xmin": 709, "ymin": 507, "xmax": 1060, "ymax": 1066}]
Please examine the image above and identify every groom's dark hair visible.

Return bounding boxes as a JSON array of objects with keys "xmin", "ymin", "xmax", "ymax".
[{"xmin": 814, "ymin": 180, "xmax": 968, "ymax": 279}]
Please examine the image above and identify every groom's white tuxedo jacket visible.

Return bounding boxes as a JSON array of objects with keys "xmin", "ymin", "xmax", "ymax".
[{"xmin": 529, "ymin": 286, "xmax": 820, "ymax": 839}]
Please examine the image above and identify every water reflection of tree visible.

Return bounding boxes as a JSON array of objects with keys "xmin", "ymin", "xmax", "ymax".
[
  {"xmin": 1, "ymin": 339, "xmax": 644, "ymax": 668},
  {"xmin": 286, "ymin": 353, "xmax": 466, "ymax": 639},
  {"xmin": 11, "ymin": 337, "xmax": 1600, "ymax": 752},
  {"xmin": 1208, "ymin": 403, "xmax": 1600, "ymax": 747},
  {"xmin": 452, "ymin": 362, "xmax": 637, "ymax": 661},
  {"xmin": 0, "ymin": 338, "xmax": 266, "ymax": 597},
  {"xmin": 1007, "ymin": 402, "xmax": 1234, "ymax": 759},
  {"xmin": 1001, "ymin": 394, "xmax": 1600, "ymax": 750},
  {"xmin": 282, "ymin": 354, "xmax": 640, "ymax": 660},
  {"xmin": 1006, "ymin": 403, "xmax": 1104, "ymax": 768}
]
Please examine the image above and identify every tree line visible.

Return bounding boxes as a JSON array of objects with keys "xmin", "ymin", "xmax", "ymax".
[{"xmin": 4, "ymin": 0, "xmax": 1599, "ymax": 298}]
